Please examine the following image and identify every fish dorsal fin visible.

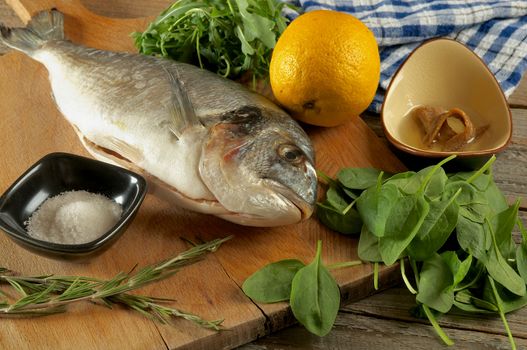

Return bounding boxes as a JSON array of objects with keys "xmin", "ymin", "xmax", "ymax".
[{"xmin": 164, "ymin": 66, "xmax": 203, "ymax": 138}]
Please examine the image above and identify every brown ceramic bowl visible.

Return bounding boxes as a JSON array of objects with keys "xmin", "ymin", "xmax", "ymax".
[{"xmin": 381, "ymin": 38, "xmax": 512, "ymax": 170}]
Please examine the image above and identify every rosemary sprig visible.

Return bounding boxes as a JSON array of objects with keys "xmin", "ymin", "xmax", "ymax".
[{"xmin": 0, "ymin": 236, "xmax": 231, "ymax": 330}]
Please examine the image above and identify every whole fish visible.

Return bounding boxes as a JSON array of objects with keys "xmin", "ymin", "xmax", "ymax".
[{"xmin": 0, "ymin": 10, "xmax": 317, "ymax": 227}]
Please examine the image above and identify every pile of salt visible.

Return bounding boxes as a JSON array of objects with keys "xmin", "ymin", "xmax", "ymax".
[{"xmin": 26, "ymin": 191, "xmax": 123, "ymax": 244}]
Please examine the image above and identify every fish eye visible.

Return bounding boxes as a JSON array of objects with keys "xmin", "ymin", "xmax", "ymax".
[{"xmin": 278, "ymin": 144, "xmax": 304, "ymax": 164}]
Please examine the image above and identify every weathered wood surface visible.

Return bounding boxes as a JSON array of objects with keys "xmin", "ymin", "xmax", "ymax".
[{"xmin": 2, "ymin": 1, "xmax": 527, "ymax": 349}]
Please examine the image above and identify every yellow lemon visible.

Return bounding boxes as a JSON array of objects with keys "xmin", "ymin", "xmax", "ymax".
[{"xmin": 270, "ymin": 10, "xmax": 380, "ymax": 127}]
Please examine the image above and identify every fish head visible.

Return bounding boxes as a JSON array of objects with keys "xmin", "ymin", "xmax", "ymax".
[{"xmin": 199, "ymin": 106, "xmax": 317, "ymax": 227}]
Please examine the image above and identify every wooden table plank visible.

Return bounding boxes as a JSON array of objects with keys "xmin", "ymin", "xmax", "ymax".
[
  {"xmin": 494, "ymin": 109, "xmax": 527, "ymax": 209},
  {"xmin": 509, "ymin": 74, "xmax": 527, "ymax": 108},
  {"xmin": 241, "ymin": 312, "xmax": 527, "ymax": 350}
]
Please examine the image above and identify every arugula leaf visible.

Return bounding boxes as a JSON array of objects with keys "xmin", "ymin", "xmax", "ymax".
[
  {"xmin": 133, "ymin": 0, "xmax": 293, "ymax": 81},
  {"xmin": 235, "ymin": 0, "xmax": 274, "ymax": 45}
]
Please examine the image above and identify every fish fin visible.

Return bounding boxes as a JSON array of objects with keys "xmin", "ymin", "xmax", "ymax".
[
  {"xmin": 163, "ymin": 66, "xmax": 202, "ymax": 138},
  {"xmin": 0, "ymin": 10, "xmax": 64, "ymax": 55},
  {"xmin": 104, "ymin": 137, "xmax": 144, "ymax": 165}
]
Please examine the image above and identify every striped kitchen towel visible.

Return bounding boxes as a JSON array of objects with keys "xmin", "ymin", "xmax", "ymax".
[{"xmin": 284, "ymin": 0, "xmax": 527, "ymax": 113}]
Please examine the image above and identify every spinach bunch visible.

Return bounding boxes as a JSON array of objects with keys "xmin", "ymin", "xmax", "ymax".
[
  {"xmin": 242, "ymin": 241, "xmax": 361, "ymax": 336},
  {"xmin": 133, "ymin": 0, "xmax": 293, "ymax": 82},
  {"xmin": 318, "ymin": 155, "xmax": 527, "ymax": 349}
]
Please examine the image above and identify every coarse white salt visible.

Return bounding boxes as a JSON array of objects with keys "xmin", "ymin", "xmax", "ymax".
[{"xmin": 25, "ymin": 190, "xmax": 123, "ymax": 244}]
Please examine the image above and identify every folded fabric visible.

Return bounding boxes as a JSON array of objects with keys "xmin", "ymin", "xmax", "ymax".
[{"xmin": 284, "ymin": 0, "xmax": 527, "ymax": 113}]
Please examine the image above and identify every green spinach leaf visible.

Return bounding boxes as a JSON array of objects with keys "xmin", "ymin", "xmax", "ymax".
[
  {"xmin": 516, "ymin": 218, "xmax": 527, "ymax": 284},
  {"xmin": 337, "ymin": 168, "xmax": 388, "ymax": 190},
  {"xmin": 442, "ymin": 252, "xmax": 472, "ymax": 287},
  {"xmin": 487, "ymin": 201, "xmax": 520, "ymax": 259},
  {"xmin": 316, "ymin": 202, "xmax": 362, "ymax": 235},
  {"xmin": 453, "ymin": 289, "xmax": 497, "ymax": 313},
  {"xmin": 407, "ymin": 192, "xmax": 460, "ymax": 261},
  {"xmin": 356, "ymin": 183, "xmax": 400, "ymax": 237},
  {"xmin": 456, "ymin": 215, "xmax": 490, "ymax": 259},
  {"xmin": 484, "ymin": 237, "xmax": 526, "ymax": 297},
  {"xmin": 384, "ymin": 171, "xmax": 416, "ymax": 190},
  {"xmin": 290, "ymin": 241, "xmax": 340, "ymax": 337},
  {"xmin": 459, "ymin": 204, "xmax": 489, "ymax": 223},
  {"xmin": 416, "ymin": 253, "xmax": 454, "ymax": 313},
  {"xmin": 444, "ymin": 181, "xmax": 484, "ymax": 206},
  {"xmin": 326, "ymin": 186, "xmax": 350, "ymax": 212},
  {"xmin": 342, "ymin": 187, "xmax": 359, "ymax": 200},
  {"xmin": 483, "ymin": 176, "xmax": 509, "ymax": 215},
  {"xmin": 379, "ymin": 194, "xmax": 430, "ymax": 265},
  {"xmin": 423, "ymin": 167, "xmax": 448, "ymax": 200},
  {"xmin": 358, "ymin": 225, "xmax": 382, "ymax": 262},
  {"xmin": 242, "ymin": 259, "xmax": 305, "ymax": 303}
]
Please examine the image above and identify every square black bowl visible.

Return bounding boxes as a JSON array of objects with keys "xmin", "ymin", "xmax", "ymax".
[{"xmin": 0, "ymin": 152, "xmax": 147, "ymax": 261}]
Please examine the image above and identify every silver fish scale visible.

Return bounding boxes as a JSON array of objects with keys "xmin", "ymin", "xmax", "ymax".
[{"xmin": 42, "ymin": 40, "xmax": 280, "ymax": 126}]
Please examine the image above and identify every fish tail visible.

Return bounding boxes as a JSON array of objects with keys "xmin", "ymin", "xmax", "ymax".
[{"xmin": 0, "ymin": 10, "xmax": 64, "ymax": 55}]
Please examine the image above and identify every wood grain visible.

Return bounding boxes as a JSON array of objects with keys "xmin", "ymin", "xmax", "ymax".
[
  {"xmin": 6, "ymin": 0, "xmax": 152, "ymax": 52},
  {"xmin": 81, "ymin": 0, "xmax": 171, "ymax": 19},
  {"xmin": 509, "ymin": 75, "xmax": 527, "ymax": 108},
  {"xmin": 494, "ymin": 109, "xmax": 527, "ymax": 209},
  {"xmin": 0, "ymin": 1, "xmax": 405, "ymax": 349},
  {"xmin": 241, "ymin": 300, "xmax": 527, "ymax": 350}
]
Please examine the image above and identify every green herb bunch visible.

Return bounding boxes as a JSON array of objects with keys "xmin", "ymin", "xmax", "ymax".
[
  {"xmin": 317, "ymin": 155, "xmax": 527, "ymax": 349},
  {"xmin": 0, "ymin": 237, "xmax": 230, "ymax": 330},
  {"xmin": 133, "ymin": 0, "xmax": 293, "ymax": 82}
]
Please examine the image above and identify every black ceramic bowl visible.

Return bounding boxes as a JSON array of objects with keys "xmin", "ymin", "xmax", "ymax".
[{"xmin": 0, "ymin": 152, "xmax": 147, "ymax": 260}]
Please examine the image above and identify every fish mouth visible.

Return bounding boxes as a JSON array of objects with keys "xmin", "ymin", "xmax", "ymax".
[
  {"xmin": 215, "ymin": 182, "xmax": 314, "ymax": 227},
  {"xmin": 266, "ymin": 180, "xmax": 315, "ymax": 221}
]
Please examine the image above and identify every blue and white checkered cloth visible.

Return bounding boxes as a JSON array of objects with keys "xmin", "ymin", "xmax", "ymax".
[{"xmin": 285, "ymin": 0, "xmax": 527, "ymax": 113}]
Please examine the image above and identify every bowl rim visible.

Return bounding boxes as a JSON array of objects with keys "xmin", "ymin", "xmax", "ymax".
[
  {"xmin": 0, "ymin": 152, "xmax": 148, "ymax": 254},
  {"xmin": 380, "ymin": 37, "xmax": 513, "ymax": 158}
]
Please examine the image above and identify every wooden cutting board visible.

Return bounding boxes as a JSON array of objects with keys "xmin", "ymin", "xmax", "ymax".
[{"xmin": 0, "ymin": 1, "xmax": 406, "ymax": 349}]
